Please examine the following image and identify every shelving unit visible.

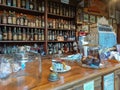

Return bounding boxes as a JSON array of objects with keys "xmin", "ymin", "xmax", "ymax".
[{"xmin": 0, "ymin": 0, "xmax": 77, "ymax": 55}]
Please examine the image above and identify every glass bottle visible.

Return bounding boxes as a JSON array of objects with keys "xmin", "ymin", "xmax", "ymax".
[
  {"xmin": 20, "ymin": 13, "xmax": 24, "ymax": 26},
  {"xmin": 26, "ymin": 28, "xmax": 30, "ymax": 41},
  {"xmin": 41, "ymin": 30, "xmax": 44, "ymax": 41},
  {"xmin": 8, "ymin": 11, "xmax": 12, "ymax": 24},
  {"xmin": 3, "ymin": 26, "xmax": 7, "ymax": 40},
  {"xmin": 29, "ymin": 0, "xmax": 34, "ymax": 10},
  {"xmin": 41, "ymin": 16, "xmax": 44, "ymax": 28},
  {"xmin": 2, "ymin": 0, "xmax": 6, "ymax": 5},
  {"xmin": 13, "ymin": 27, "xmax": 17, "ymax": 41},
  {"xmin": 12, "ymin": 11, "xmax": 16, "ymax": 25},
  {"xmin": 21, "ymin": 0, "xmax": 26, "ymax": 8},
  {"xmin": 6, "ymin": 0, "xmax": 11, "ymax": 6},
  {"xmin": 34, "ymin": 28, "xmax": 38, "ymax": 41},
  {"xmin": 26, "ymin": 0, "xmax": 29, "ymax": 9},
  {"xmin": 30, "ymin": 29, "xmax": 34, "ymax": 41},
  {"xmin": 12, "ymin": 0, "xmax": 17, "ymax": 7},
  {"xmin": 0, "ymin": 27, "xmax": 2, "ymax": 40},
  {"xmin": 41, "ymin": 1, "xmax": 44, "ymax": 12},
  {"xmin": 18, "ymin": 28, "xmax": 22, "ymax": 41},
  {"xmin": 8, "ymin": 27, "xmax": 12, "ymax": 40},
  {"xmin": 22, "ymin": 28, "xmax": 26, "ymax": 41},
  {"xmin": 38, "ymin": 29, "xmax": 41, "ymax": 41},
  {"xmin": 2, "ymin": 10, "xmax": 7, "ymax": 24}
]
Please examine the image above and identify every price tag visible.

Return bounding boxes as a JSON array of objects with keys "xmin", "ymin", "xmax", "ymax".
[
  {"xmin": 61, "ymin": 0, "xmax": 69, "ymax": 4},
  {"xmin": 84, "ymin": 80, "xmax": 94, "ymax": 90},
  {"xmin": 104, "ymin": 73, "xmax": 114, "ymax": 90}
]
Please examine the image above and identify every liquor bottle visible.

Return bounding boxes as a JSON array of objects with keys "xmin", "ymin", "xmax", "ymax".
[
  {"xmin": 41, "ymin": 1, "xmax": 44, "ymax": 12},
  {"xmin": 7, "ymin": 11, "xmax": 12, "ymax": 24},
  {"xmin": 18, "ymin": 28, "xmax": 22, "ymax": 40},
  {"xmin": 34, "ymin": 28, "xmax": 38, "ymax": 41},
  {"xmin": 49, "ymin": 31, "xmax": 52, "ymax": 41},
  {"xmin": 26, "ymin": 0, "xmax": 29, "ymax": 9},
  {"xmin": 38, "ymin": 29, "xmax": 41, "ymax": 41},
  {"xmin": 2, "ymin": 0, "xmax": 6, "ymax": 5},
  {"xmin": 0, "ymin": 27, "xmax": 2, "ymax": 40},
  {"xmin": 22, "ymin": 28, "xmax": 26, "ymax": 41},
  {"xmin": 41, "ymin": 30, "xmax": 44, "ymax": 41},
  {"xmin": 52, "ymin": 31, "xmax": 55, "ymax": 40},
  {"xmin": 12, "ymin": 11, "xmax": 16, "ymax": 25},
  {"xmin": 20, "ymin": 13, "xmax": 24, "ymax": 26},
  {"xmin": 0, "ymin": 0, "xmax": 1, "ymax": 4},
  {"xmin": 8, "ymin": 27, "xmax": 12, "ymax": 40},
  {"xmin": 12, "ymin": 0, "xmax": 17, "ymax": 7},
  {"xmin": 41, "ymin": 16, "xmax": 44, "ymax": 28},
  {"xmin": 3, "ymin": 26, "xmax": 7, "ymax": 40},
  {"xmin": 13, "ymin": 27, "xmax": 17, "ymax": 40},
  {"xmin": 29, "ymin": 0, "xmax": 34, "ymax": 10},
  {"xmin": 21, "ymin": 0, "xmax": 26, "ymax": 8},
  {"xmin": 35, "ymin": 16, "xmax": 39, "ymax": 27},
  {"xmin": 6, "ymin": 0, "xmax": 11, "ymax": 6},
  {"xmin": 30, "ymin": 29, "xmax": 34, "ymax": 41},
  {"xmin": 26, "ymin": 28, "xmax": 30, "ymax": 41},
  {"xmin": 24, "ymin": 14, "xmax": 28, "ymax": 26},
  {"xmin": 2, "ymin": 10, "xmax": 7, "ymax": 24}
]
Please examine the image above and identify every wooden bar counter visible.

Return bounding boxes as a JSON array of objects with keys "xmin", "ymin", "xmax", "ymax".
[{"xmin": 32, "ymin": 59, "xmax": 120, "ymax": 90}]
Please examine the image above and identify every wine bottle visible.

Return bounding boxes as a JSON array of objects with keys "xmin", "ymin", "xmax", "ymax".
[{"xmin": 8, "ymin": 27, "xmax": 12, "ymax": 40}]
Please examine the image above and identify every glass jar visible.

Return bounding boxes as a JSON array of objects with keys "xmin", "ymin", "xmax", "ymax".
[{"xmin": 0, "ymin": 52, "xmax": 41, "ymax": 90}]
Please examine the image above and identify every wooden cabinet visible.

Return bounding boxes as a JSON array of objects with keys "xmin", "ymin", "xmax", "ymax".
[{"xmin": 117, "ymin": 24, "xmax": 120, "ymax": 43}]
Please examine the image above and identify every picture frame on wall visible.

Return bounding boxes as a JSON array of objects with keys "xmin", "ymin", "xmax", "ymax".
[
  {"xmin": 82, "ymin": 24, "xmax": 89, "ymax": 33},
  {"xmin": 90, "ymin": 15, "xmax": 96, "ymax": 23},
  {"xmin": 109, "ymin": 4, "xmax": 115, "ymax": 18},
  {"xmin": 83, "ymin": 13, "xmax": 89, "ymax": 22}
]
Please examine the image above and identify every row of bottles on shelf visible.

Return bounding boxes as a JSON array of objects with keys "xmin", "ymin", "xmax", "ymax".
[
  {"xmin": 48, "ymin": 42, "xmax": 74, "ymax": 55},
  {"xmin": 0, "ymin": 44, "xmax": 46, "ymax": 56},
  {"xmin": 48, "ymin": 18, "xmax": 75, "ymax": 30},
  {"xmin": 48, "ymin": 30, "xmax": 75, "ymax": 41},
  {"xmin": 48, "ymin": 1, "xmax": 75, "ymax": 17},
  {"xmin": 0, "ymin": 10, "xmax": 45, "ymax": 27},
  {"xmin": 0, "ymin": 26, "xmax": 44, "ymax": 41},
  {"xmin": 0, "ymin": 0, "xmax": 45, "ymax": 12}
]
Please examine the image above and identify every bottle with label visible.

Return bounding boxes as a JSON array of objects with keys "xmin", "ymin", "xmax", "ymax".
[
  {"xmin": 24, "ymin": 14, "xmax": 28, "ymax": 26},
  {"xmin": 6, "ymin": 0, "xmax": 11, "ymax": 6},
  {"xmin": 41, "ymin": 30, "xmax": 44, "ymax": 41},
  {"xmin": 3, "ymin": 26, "xmax": 7, "ymax": 40},
  {"xmin": 26, "ymin": 0, "xmax": 29, "ymax": 9},
  {"xmin": 2, "ymin": 10, "xmax": 7, "ymax": 24},
  {"xmin": 30, "ymin": 29, "xmax": 34, "ymax": 41},
  {"xmin": 22, "ymin": 28, "xmax": 26, "ymax": 41},
  {"xmin": 41, "ymin": 1, "xmax": 44, "ymax": 12},
  {"xmin": 21, "ymin": 0, "xmax": 26, "ymax": 8},
  {"xmin": 2, "ymin": 0, "xmax": 6, "ymax": 5},
  {"xmin": 29, "ymin": 0, "xmax": 34, "ymax": 10},
  {"xmin": 12, "ymin": 0, "xmax": 17, "ymax": 7},
  {"xmin": 34, "ymin": 28, "xmax": 38, "ymax": 41},
  {"xmin": 38, "ymin": 29, "xmax": 41, "ymax": 41},
  {"xmin": 20, "ymin": 13, "xmax": 24, "ymax": 26},
  {"xmin": 8, "ymin": 27, "xmax": 12, "ymax": 40},
  {"xmin": 7, "ymin": 11, "xmax": 12, "ymax": 24},
  {"xmin": 26, "ymin": 28, "xmax": 30, "ymax": 41},
  {"xmin": 41, "ymin": 16, "xmax": 44, "ymax": 28},
  {"xmin": 0, "ymin": 27, "xmax": 2, "ymax": 40},
  {"xmin": 12, "ymin": 11, "xmax": 16, "ymax": 25},
  {"xmin": 13, "ymin": 27, "xmax": 17, "ymax": 41},
  {"xmin": 18, "ymin": 28, "xmax": 22, "ymax": 40}
]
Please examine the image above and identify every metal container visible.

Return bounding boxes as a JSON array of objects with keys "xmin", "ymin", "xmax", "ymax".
[{"xmin": 0, "ymin": 52, "xmax": 41, "ymax": 90}]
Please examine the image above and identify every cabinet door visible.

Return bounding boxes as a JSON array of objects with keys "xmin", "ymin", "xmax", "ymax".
[
  {"xmin": 115, "ymin": 69, "xmax": 120, "ymax": 90},
  {"xmin": 67, "ymin": 76, "xmax": 102, "ymax": 90}
]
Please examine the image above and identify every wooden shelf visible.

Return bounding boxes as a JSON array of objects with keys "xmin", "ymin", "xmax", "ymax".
[
  {"xmin": 0, "ymin": 4, "xmax": 44, "ymax": 15},
  {"xmin": 48, "ymin": 13, "xmax": 75, "ymax": 20},
  {"xmin": 48, "ymin": 40, "xmax": 74, "ymax": 43},
  {"xmin": 48, "ymin": 28, "xmax": 75, "ymax": 31},
  {"xmin": 0, "ymin": 41, "xmax": 45, "ymax": 43},
  {"xmin": 0, "ymin": 24, "xmax": 45, "ymax": 29}
]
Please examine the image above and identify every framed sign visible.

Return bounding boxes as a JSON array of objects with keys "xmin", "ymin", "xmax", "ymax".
[
  {"xmin": 90, "ymin": 15, "xmax": 96, "ymax": 23},
  {"xmin": 83, "ymin": 13, "xmax": 89, "ymax": 22},
  {"xmin": 103, "ymin": 73, "xmax": 114, "ymax": 90}
]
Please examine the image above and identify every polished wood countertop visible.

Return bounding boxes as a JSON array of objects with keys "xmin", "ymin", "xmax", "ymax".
[{"xmin": 32, "ymin": 59, "xmax": 120, "ymax": 90}]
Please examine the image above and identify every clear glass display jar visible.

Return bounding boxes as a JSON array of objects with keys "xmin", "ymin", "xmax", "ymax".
[{"xmin": 0, "ymin": 52, "xmax": 41, "ymax": 90}]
